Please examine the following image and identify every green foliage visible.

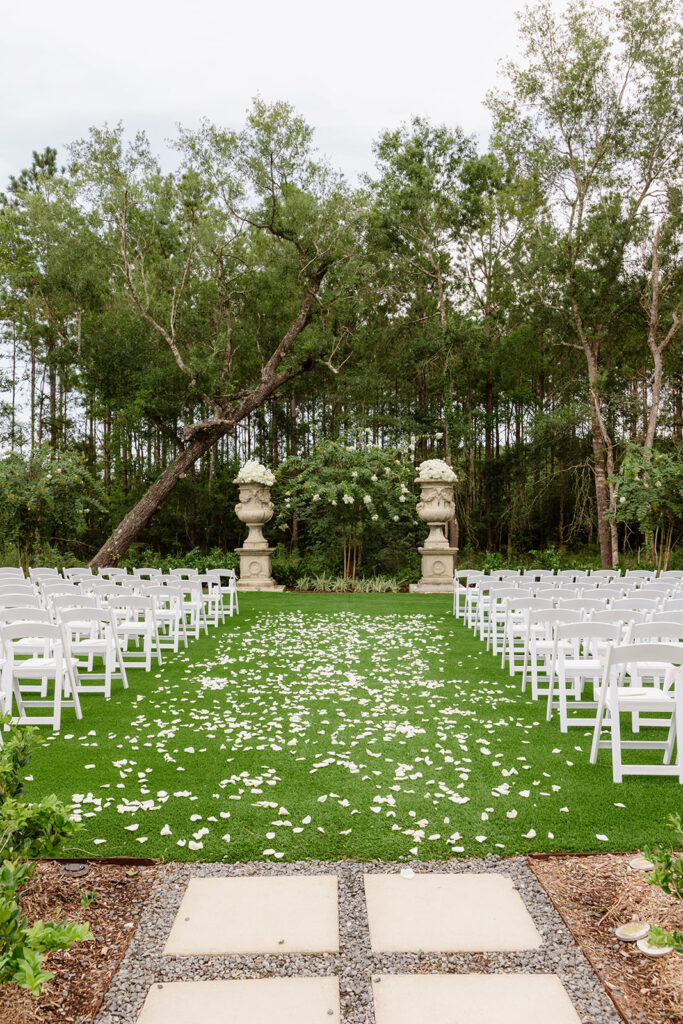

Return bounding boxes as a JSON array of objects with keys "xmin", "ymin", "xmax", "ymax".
[
  {"xmin": 0, "ymin": 858, "xmax": 92, "ymax": 994},
  {"xmin": 643, "ymin": 814, "xmax": 683, "ymax": 953},
  {"xmin": 0, "ymin": 446, "xmax": 106, "ymax": 572},
  {"xmin": 79, "ymin": 891, "xmax": 98, "ymax": 908},
  {"xmin": 277, "ymin": 438, "xmax": 418, "ymax": 578},
  {"xmin": 0, "ymin": 720, "xmax": 90, "ymax": 995},
  {"xmin": 119, "ymin": 546, "xmax": 238, "ymax": 574},
  {"xmin": 611, "ymin": 445, "xmax": 683, "ymax": 570},
  {"xmin": 295, "ymin": 573, "xmax": 402, "ymax": 593}
]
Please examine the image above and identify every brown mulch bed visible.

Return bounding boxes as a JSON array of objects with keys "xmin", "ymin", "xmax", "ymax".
[
  {"xmin": 530, "ymin": 853, "xmax": 683, "ymax": 1024},
  {"xmin": 0, "ymin": 860, "xmax": 157, "ymax": 1024}
]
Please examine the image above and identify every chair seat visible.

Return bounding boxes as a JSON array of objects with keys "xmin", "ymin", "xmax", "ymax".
[
  {"xmin": 607, "ymin": 686, "xmax": 675, "ymax": 706},
  {"xmin": 562, "ymin": 658, "xmax": 602, "ymax": 673}
]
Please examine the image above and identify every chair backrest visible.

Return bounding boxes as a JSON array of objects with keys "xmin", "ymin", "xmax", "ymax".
[
  {"xmin": 624, "ymin": 570, "xmax": 655, "ymax": 580},
  {"xmin": 0, "ymin": 621, "xmax": 63, "ymax": 644},
  {"xmin": 29, "ymin": 568, "xmax": 59, "ymax": 579},
  {"xmin": 93, "ymin": 584, "xmax": 135, "ymax": 600},
  {"xmin": 0, "ymin": 607, "xmax": 52, "ymax": 625},
  {"xmin": 109, "ymin": 594, "xmax": 154, "ymax": 614},
  {"xmin": 144, "ymin": 585, "xmax": 182, "ymax": 605},
  {"xmin": 0, "ymin": 592, "xmax": 42, "ymax": 607},
  {"xmin": 611, "ymin": 597, "xmax": 659, "ymax": 611},
  {"xmin": 556, "ymin": 620, "xmax": 621, "ymax": 644},
  {"xmin": 591, "ymin": 609, "xmax": 642, "ymax": 626},
  {"xmin": 606, "ymin": 641, "xmax": 683, "ymax": 669},
  {"xmin": 592, "ymin": 569, "xmax": 622, "ymax": 578},
  {"xmin": 557, "ymin": 597, "xmax": 604, "ymax": 612},
  {"xmin": 60, "ymin": 607, "xmax": 112, "ymax": 629},
  {"xmin": 0, "ymin": 580, "xmax": 34, "ymax": 592},
  {"xmin": 168, "ymin": 567, "xmax": 199, "ymax": 577},
  {"xmin": 51, "ymin": 594, "xmax": 99, "ymax": 613},
  {"xmin": 0, "ymin": 567, "xmax": 25, "ymax": 577},
  {"xmin": 494, "ymin": 587, "xmax": 530, "ymax": 603},
  {"xmin": 596, "ymin": 583, "xmax": 629, "ymax": 596},
  {"xmin": 528, "ymin": 609, "xmax": 582, "ymax": 635},
  {"xmin": 506, "ymin": 597, "xmax": 553, "ymax": 612},
  {"xmin": 662, "ymin": 598, "xmax": 683, "ymax": 611},
  {"xmin": 651, "ymin": 609, "xmax": 683, "ymax": 625},
  {"xmin": 631, "ymin": 621, "xmax": 683, "ymax": 643},
  {"xmin": 132, "ymin": 567, "xmax": 162, "ymax": 578}
]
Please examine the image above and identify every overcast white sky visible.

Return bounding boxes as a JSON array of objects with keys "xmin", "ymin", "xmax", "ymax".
[{"xmin": 0, "ymin": 0, "xmax": 570, "ymax": 187}]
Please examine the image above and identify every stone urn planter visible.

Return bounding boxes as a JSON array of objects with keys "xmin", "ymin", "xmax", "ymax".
[
  {"xmin": 409, "ymin": 477, "xmax": 458, "ymax": 593},
  {"xmin": 234, "ymin": 481, "xmax": 284, "ymax": 592}
]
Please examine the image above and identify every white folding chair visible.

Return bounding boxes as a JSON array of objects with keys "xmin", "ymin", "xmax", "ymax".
[
  {"xmin": 547, "ymin": 621, "xmax": 622, "ymax": 731},
  {"xmin": 590, "ymin": 643, "xmax": 683, "ymax": 782},
  {"xmin": 452, "ymin": 570, "xmax": 484, "ymax": 618},
  {"xmin": 142, "ymin": 585, "xmax": 188, "ymax": 651},
  {"xmin": 502, "ymin": 596, "xmax": 552, "ymax": 674},
  {"xmin": 0, "ymin": 622, "xmax": 80, "ymax": 730},
  {"xmin": 205, "ymin": 569, "xmax": 240, "ymax": 617},
  {"xmin": 59, "ymin": 607, "xmax": 128, "ymax": 699},
  {"xmin": 522, "ymin": 608, "xmax": 583, "ymax": 698},
  {"xmin": 109, "ymin": 595, "xmax": 163, "ymax": 670}
]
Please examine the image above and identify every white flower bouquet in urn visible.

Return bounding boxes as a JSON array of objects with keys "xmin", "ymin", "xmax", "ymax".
[
  {"xmin": 235, "ymin": 460, "xmax": 276, "ymax": 487},
  {"xmin": 417, "ymin": 458, "xmax": 457, "ymax": 482}
]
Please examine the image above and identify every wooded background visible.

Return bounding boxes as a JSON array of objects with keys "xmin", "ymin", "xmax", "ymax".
[{"xmin": 0, "ymin": 0, "xmax": 681, "ymax": 572}]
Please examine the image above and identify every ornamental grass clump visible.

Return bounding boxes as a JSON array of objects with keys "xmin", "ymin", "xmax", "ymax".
[{"xmin": 0, "ymin": 719, "xmax": 92, "ymax": 995}]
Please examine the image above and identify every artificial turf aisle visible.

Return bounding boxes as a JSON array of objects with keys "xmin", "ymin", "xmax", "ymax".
[{"xmin": 26, "ymin": 593, "xmax": 681, "ymax": 861}]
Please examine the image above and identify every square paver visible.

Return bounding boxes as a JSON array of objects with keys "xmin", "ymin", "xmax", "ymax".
[
  {"xmin": 364, "ymin": 873, "xmax": 542, "ymax": 951},
  {"xmin": 372, "ymin": 974, "xmax": 580, "ymax": 1024},
  {"xmin": 163, "ymin": 875, "xmax": 339, "ymax": 955},
  {"xmin": 137, "ymin": 977, "xmax": 340, "ymax": 1024}
]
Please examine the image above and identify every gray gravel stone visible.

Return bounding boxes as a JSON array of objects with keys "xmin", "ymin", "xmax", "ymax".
[{"xmin": 95, "ymin": 857, "xmax": 622, "ymax": 1024}]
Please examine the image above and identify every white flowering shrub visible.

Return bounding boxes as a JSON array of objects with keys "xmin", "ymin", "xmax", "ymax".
[
  {"xmin": 417, "ymin": 458, "xmax": 457, "ymax": 483},
  {"xmin": 276, "ymin": 439, "xmax": 417, "ymax": 578},
  {"xmin": 235, "ymin": 460, "xmax": 276, "ymax": 487}
]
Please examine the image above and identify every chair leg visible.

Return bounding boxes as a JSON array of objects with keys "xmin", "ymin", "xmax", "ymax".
[{"xmin": 611, "ymin": 704, "xmax": 623, "ymax": 783}]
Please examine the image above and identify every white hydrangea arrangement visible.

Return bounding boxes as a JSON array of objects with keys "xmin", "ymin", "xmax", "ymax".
[
  {"xmin": 235, "ymin": 460, "xmax": 276, "ymax": 486},
  {"xmin": 417, "ymin": 458, "xmax": 457, "ymax": 482}
]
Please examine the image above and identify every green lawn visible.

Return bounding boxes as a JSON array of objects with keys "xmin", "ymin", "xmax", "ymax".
[{"xmin": 25, "ymin": 593, "xmax": 682, "ymax": 862}]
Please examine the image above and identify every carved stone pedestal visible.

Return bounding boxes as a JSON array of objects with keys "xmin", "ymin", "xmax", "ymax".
[
  {"xmin": 408, "ymin": 477, "xmax": 458, "ymax": 593},
  {"xmin": 234, "ymin": 482, "xmax": 284, "ymax": 592},
  {"xmin": 235, "ymin": 546, "xmax": 285, "ymax": 592},
  {"xmin": 409, "ymin": 545, "xmax": 459, "ymax": 593}
]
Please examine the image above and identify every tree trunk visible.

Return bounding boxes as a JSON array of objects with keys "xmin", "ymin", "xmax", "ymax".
[{"xmin": 90, "ymin": 424, "xmax": 228, "ymax": 567}]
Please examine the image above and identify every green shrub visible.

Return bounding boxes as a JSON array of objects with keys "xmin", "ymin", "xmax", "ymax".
[
  {"xmin": 643, "ymin": 814, "xmax": 683, "ymax": 953},
  {"xmin": 0, "ymin": 719, "xmax": 92, "ymax": 995}
]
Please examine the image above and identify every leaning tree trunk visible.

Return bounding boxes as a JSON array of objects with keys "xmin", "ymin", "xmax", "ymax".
[
  {"xmin": 90, "ymin": 423, "xmax": 229, "ymax": 567},
  {"xmin": 90, "ymin": 273, "xmax": 324, "ymax": 568}
]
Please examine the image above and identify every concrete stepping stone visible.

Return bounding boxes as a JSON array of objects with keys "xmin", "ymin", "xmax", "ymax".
[
  {"xmin": 371, "ymin": 974, "xmax": 580, "ymax": 1024},
  {"xmin": 163, "ymin": 875, "xmax": 339, "ymax": 955},
  {"xmin": 137, "ymin": 977, "xmax": 340, "ymax": 1024},
  {"xmin": 364, "ymin": 873, "xmax": 542, "ymax": 952}
]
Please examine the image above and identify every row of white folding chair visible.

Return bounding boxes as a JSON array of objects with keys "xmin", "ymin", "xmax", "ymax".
[
  {"xmin": 0, "ymin": 607, "xmax": 129, "ymax": 730},
  {"xmin": 517, "ymin": 612, "xmax": 683, "ymax": 781},
  {"xmin": 454, "ymin": 568, "xmax": 683, "ymax": 619},
  {"xmin": 590, "ymin": 642, "xmax": 683, "ymax": 783},
  {"xmin": 534, "ymin": 616, "xmax": 682, "ymax": 738},
  {"xmin": 501, "ymin": 591, "xmax": 683, "ymax": 671},
  {"xmin": 519, "ymin": 603, "xmax": 683, "ymax": 699}
]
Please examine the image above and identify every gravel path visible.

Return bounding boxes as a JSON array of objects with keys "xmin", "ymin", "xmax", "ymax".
[{"xmin": 95, "ymin": 856, "xmax": 622, "ymax": 1024}]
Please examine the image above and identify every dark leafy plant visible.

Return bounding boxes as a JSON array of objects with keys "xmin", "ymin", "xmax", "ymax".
[
  {"xmin": 642, "ymin": 813, "xmax": 683, "ymax": 953},
  {"xmin": 0, "ymin": 718, "xmax": 92, "ymax": 994}
]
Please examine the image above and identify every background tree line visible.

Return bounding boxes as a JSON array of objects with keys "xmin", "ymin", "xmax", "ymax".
[{"xmin": 0, "ymin": 0, "xmax": 681, "ymax": 573}]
